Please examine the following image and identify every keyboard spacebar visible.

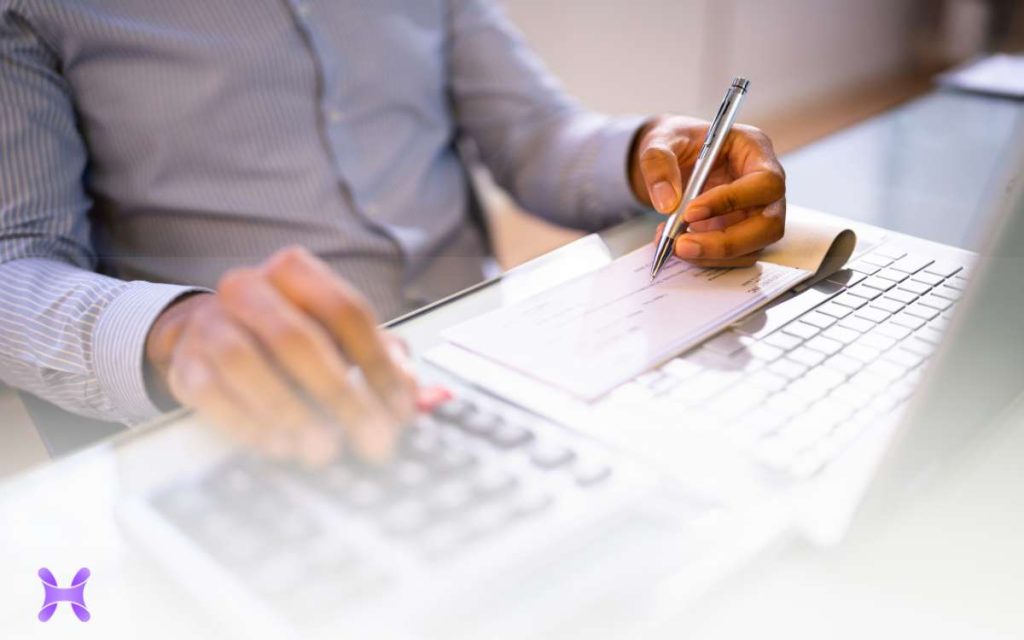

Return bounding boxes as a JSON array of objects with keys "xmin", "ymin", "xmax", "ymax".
[{"xmin": 733, "ymin": 281, "xmax": 844, "ymax": 339}]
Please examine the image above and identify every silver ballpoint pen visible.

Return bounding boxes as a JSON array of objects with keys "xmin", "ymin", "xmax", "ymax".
[{"xmin": 650, "ymin": 76, "xmax": 751, "ymax": 281}]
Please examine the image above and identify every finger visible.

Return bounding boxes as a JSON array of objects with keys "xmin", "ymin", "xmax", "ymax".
[
  {"xmin": 168, "ymin": 352, "xmax": 265, "ymax": 450},
  {"xmin": 190, "ymin": 301, "xmax": 328, "ymax": 461},
  {"xmin": 684, "ymin": 170, "xmax": 785, "ymax": 223},
  {"xmin": 264, "ymin": 247, "xmax": 417, "ymax": 423},
  {"xmin": 687, "ymin": 209, "xmax": 752, "ymax": 233},
  {"xmin": 218, "ymin": 268, "xmax": 397, "ymax": 462},
  {"xmin": 674, "ymin": 211, "xmax": 785, "ymax": 261},
  {"xmin": 638, "ymin": 139, "xmax": 685, "ymax": 213}
]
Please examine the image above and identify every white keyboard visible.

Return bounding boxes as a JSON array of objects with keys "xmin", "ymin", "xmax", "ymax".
[{"xmin": 614, "ymin": 244, "xmax": 970, "ymax": 479}]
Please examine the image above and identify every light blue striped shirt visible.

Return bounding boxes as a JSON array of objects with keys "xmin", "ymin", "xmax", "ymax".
[{"xmin": 0, "ymin": 0, "xmax": 644, "ymax": 425}]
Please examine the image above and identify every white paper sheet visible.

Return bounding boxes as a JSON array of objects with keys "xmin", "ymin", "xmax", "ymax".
[{"xmin": 442, "ymin": 244, "xmax": 809, "ymax": 400}]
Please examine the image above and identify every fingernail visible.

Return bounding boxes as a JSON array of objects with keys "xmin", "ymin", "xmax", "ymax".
[
  {"xmin": 685, "ymin": 205, "xmax": 711, "ymax": 223},
  {"xmin": 651, "ymin": 181, "xmax": 677, "ymax": 213},
  {"xmin": 676, "ymin": 240, "xmax": 703, "ymax": 259}
]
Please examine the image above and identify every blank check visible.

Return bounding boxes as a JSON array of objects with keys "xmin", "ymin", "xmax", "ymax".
[{"xmin": 442, "ymin": 244, "xmax": 810, "ymax": 400}]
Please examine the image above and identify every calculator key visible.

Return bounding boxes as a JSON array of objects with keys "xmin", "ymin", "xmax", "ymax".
[
  {"xmin": 488, "ymin": 422, "xmax": 535, "ymax": 449},
  {"xmin": 530, "ymin": 442, "xmax": 576, "ymax": 469}
]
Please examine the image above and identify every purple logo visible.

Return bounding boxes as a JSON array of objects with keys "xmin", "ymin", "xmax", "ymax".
[{"xmin": 38, "ymin": 567, "xmax": 91, "ymax": 622}]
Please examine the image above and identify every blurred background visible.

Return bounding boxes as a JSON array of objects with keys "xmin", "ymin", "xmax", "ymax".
[
  {"xmin": 2, "ymin": 0, "xmax": 1023, "ymax": 476},
  {"xmin": 485, "ymin": 0, "xmax": 1024, "ymax": 266}
]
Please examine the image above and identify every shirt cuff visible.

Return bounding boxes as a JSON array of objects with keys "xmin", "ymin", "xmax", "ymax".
[
  {"xmin": 580, "ymin": 114, "xmax": 648, "ymax": 228},
  {"xmin": 92, "ymin": 281, "xmax": 209, "ymax": 425}
]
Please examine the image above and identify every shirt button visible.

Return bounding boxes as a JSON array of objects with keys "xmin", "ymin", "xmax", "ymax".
[{"xmin": 327, "ymin": 109, "xmax": 343, "ymax": 124}]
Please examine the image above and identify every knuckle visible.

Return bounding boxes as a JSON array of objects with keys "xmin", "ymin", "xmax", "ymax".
[
  {"xmin": 217, "ymin": 267, "xmax": 259, "ymax": 300},
  {"xmin": 265, "ymin": 245, "xmax": 313, "ymax": 278}
]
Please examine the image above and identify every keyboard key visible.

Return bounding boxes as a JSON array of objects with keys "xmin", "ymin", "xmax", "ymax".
[
  {"xmin": 703, "ymin": 331, "xmax": 752, "ymax": 356},
  {"xmin": 871, "ymin": 297, "xmax": 905, "ymax": 314},
  {"xmin": 876, "ymin": 268, "xmax": 909, "ymax": 283},
  {"xmin": 741, "ymin": 341, "xmax": 782, "ymax": 363},
  {"xmin": 783, "ymin": 321, "xmax": 820, "ymax": 340},
  {"xmin": 904, "ymin": 303, "xmax": 940, "ymax": 321},
  {"xmin": 802, "ymin": 311, "xmax": 837, "ymax": 330},
  {"xmin": 884, "ymin": 347, "xmax": 926, "ymax": 369},
  {"xmin": 428, "ymin": 480, "xmax": 476, "ymax": 514},
  {"xmin": 864, "ymin": 360, "xmax": 907, "ymax": 382},
  {"xmin": 919, "ymin": 293, "xmax": 954, "ymax": 311},
  {"xmin": 858, "ymin": 331, "xmax": 897, "ymax": 351},
  {"xmin": 897, "ymin": 280, "xmax": 931, "ymax": 296},
  {"xmin": 847, "ymin": 284, "xmax": 882, "ymax": 300},
  {"xmin": 911, "ymin": 272, "xmax": 944, "ymax": 287},
  {"xmin": 764, "ymin": 331, "xmax": 803, "ymax": 351},
  {"xmin": 817, "ymin": 302, "xmax": 853, "ymax": 319},
  {"xmin": 823, "ymin": 353, "xmax": 863, "ymax": 376},
  {"xmin": 873, "ymin": 246, "xmax": 906, "ymax": 260},
  {"xmin": 890, "ymin": 312, "xmax": 926, "ymax": 330},
  {"xmin": 822, "ymin": 325, "xmax": 860, "ymax": 345},
  {"xmin": 862, "ymin": 277, "xmax": 896, "ymax": 292},
  {"xmin": 885, "ymin": 289, "xmax": 918, "ymax": 305},
  {"xmin": 943, "ymin": 278, "xmax": 967, "ymax": 292},
  {"xmin": 923, "ymin": 261, "xmax": 963, "ymax": 278},
  {"xmin": 929, "ymin": 285, "xmax": 961, "ymax": 304},
  {"xmin": 787, "ymin": 346, "xmax": 827, "ymax": 368},
  {"xmin": 735, "ymin": 283, "xmax": 842, "ymax": 339},
  {"xmin": 839, "ymin": 316, "xmax": 875, "ymax": 333},
  {"xmin": 747, "ymin": 370, "xmax": 788, "ymax": 392},
  {"xmin": 855, "ymin": 306, "xmax": 890, "ymax": 324},
  {"xmin": 769, "ymin": 358, "xmax": 809, "ymax": 380},
  {"xmin": 510, "ymin": 490, "xmax": 554, "ymax": 519},
  {"xmin": 833, "ymin": 293, "xmax": 868, "ymax": 309},
  {"xmin": 915, "ymin": 326, "xmax": 944, "ymax": 345},
  {"xmin": 805, "ymin": 336, "xmax": 843, "ymax": 356},
  {"xmin": 842, "ymin": 342, "xmax": 881, "ymax": 363},
  {"xmin": 825, "ymin": 269, "xmax": 866, "ymax": 288},
  {"xmin": 662, "ymin": 357, "xmax": 703, "ymax": 380},
  {"xmin": 890, "ymin": 254, "xmax": 933, "ymax": 274},
  {"xmin": 874, "ymin": 322, "xmax": 911, "ymax": 341},
  {"xmin": 848, "ymin": 260, "xmax": 881, "ymax": 275},
  {"xmin": 901, "ymin": 338, "xmax": 934, "ymax": 357},
  {"xmin": 829, "ymin": 384, "xmax": 873, "ymax": 409},
  {"xmin": 860, "ymin": 254, "xmax": 892, "ymax": 268},
  {"xmin": 849, "ymin": 371, "xmax": 889, "ymax": 394},
  {"xmin": 435, "ymin": 398, "xmax": 474, "ymax": 422}
]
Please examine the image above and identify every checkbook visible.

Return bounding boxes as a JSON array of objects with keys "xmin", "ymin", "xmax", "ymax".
[{"xmin": 435, "ymin": 206, "xmax": 857, "ymax": 401}]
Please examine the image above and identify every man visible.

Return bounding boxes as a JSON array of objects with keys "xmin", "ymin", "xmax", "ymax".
[{"xmin": 0, "ymin": 0, "xmax": 785, "ymax": 465}]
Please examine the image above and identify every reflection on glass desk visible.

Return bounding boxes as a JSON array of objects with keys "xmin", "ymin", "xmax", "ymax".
[{"xmin": 783, "ymin": 90, "xmax": 1024, "ymax": 249}]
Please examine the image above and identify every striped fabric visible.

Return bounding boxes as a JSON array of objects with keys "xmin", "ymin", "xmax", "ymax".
[{"xmin": 0, "ymin": 0, "xmax": 644, "ymax": 425}]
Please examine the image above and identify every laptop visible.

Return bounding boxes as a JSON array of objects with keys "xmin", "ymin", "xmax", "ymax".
[{"xmin": 118, "ymin": 124, "xmax": 1024, "ymax": 638}]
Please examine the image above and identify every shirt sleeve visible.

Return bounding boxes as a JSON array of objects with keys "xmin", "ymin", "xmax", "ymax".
[
  {"xmin": 446, "ymin": 0, "xmax": 648, "ymax": 230},
  {"xmin": 0, "ymin": 11, "xmax": 203, "ymax": 425}
]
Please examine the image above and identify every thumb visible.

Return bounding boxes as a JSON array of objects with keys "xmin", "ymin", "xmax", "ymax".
[{"xmin": 638, "ymin": 143, "xmax": 683, "ymax": 213}]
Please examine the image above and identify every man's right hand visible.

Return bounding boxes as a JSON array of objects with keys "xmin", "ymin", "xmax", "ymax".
[{"xmin": 145, "ymin": 246, "xmax": 418, "ymax": 466}]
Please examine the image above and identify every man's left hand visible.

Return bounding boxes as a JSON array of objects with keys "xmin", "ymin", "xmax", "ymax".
[{"xmin": 629, "ymin": 115, "xmax": 787, "ymax": 268}]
